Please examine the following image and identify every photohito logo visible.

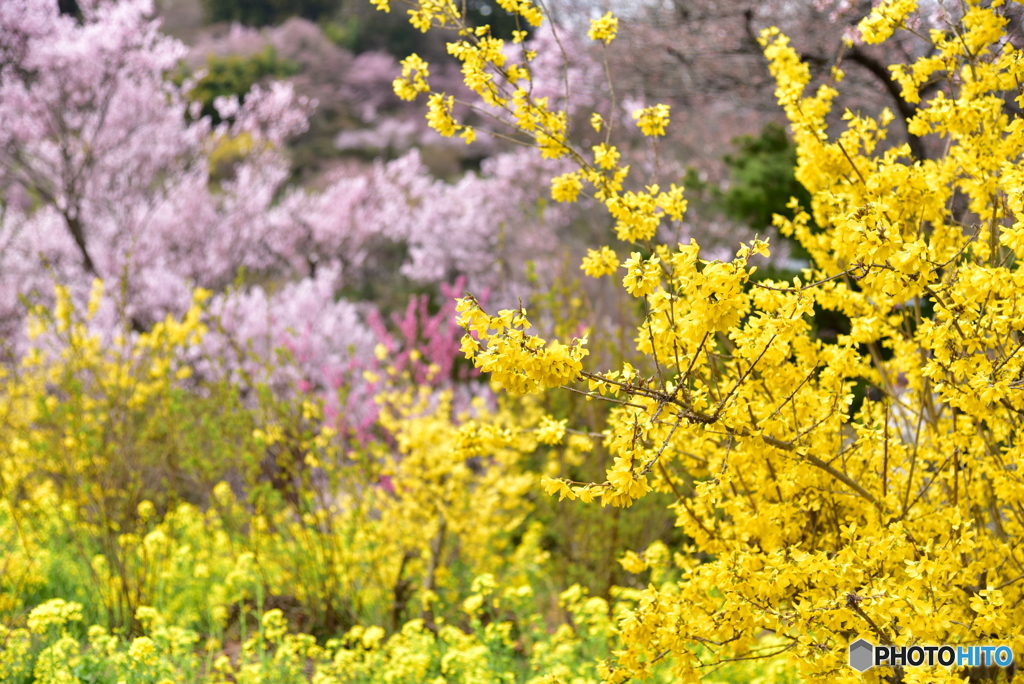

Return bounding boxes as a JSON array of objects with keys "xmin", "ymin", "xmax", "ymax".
[{"xmin": 849, "ymin": 639, "xmax": 1014, "ymax": 672}]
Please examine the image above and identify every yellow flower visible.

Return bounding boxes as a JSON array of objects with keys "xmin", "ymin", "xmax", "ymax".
[
  {"xmin": 425, "ymin": 93, "xmax": 458, "ymax": 136},
  {"xmin": 540, "ymin": 476, "xmax": 576, "ymax": 501},
  {"xmin": 87, "ymin": 278, "xmax": 103, "ymax": 319},
  {"xmin": 621, "ymin": 252, "xmax": 661, "ymax": 297},
  {"xmin": 362, "ymin": 625, "xmax": 386, "ymax": 649},
  {"xmin": 135, "ymin": 606, "xmax": 162, "ymax": 630},
  {"xmin": 128, "ymin": 636, "xmax": 158, "ymax": 666},
  {"xmin": 536, "ymin": 415, "xmax": 567, "ymax": 445},
  {"xmin": 619, "ymin": 550, "xmax": 648, "ymax": 574},
  {"xmin": 551, "ymin": 171, "xmax": 583, "ymax": 202},
  {"xmin": 393, "ymin": 53, "xmax": 430, "ymax": 101},
  {"xmin": 633, "ymin": 104, "xmax": 671, "ymax": 136},
  {"xmin": 858, "ymin": 0, "xmax": 917, "ymax": 44},
  {"xmin": 213, "ymin": 654, "xmax": 233, "ymax": 673},
  {"xmin": 656, "ymin": 183, "xmax": 688, "ymax": 220},
  {"xmin": 462, "ymin": 593, "xmax": 484, "ymax": 614},
  {"xmin": 212, "ymin": 480, "xmax": 233, "ymax": 506},
  {"xmin": 580, "ymin": 247, "xmax": 620, "ymax": 278},
  {"xmin": 137, "ymin": 500, "xmax": 155, "ymax": 520},
  {"xmin": 261, "ymin": 609, "xmax": 288, "ymax": 642},
  {"xmin": 592, "ymin": 143, "xmax": 620, "ymax": 170},
  {"xmin": 27, "ymin": 599, "xmax": 83, "ymax": 634},
  {"xmin": 588, "ymin": 11, "xmax": 619, "ymax": 44}
]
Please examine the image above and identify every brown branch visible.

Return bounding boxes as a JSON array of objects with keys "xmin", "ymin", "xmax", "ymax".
[{"xmin": 846, "ymin": 47, "xmax": 926, "ymax": 161}]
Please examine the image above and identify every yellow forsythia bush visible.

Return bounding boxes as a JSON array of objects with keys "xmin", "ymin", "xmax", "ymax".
[{"xmin": 388, "ymin": 0, "xmax": 1024, "ymax": 682}]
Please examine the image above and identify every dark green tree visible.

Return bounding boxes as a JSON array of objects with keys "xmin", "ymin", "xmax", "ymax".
[
  {"xmin": 180, "ymin": 47, "xmax": 300, "ymax": 123},
  {"xmin": 327, "ymin": 0, "xmax": 529, "ymax": 59},
  {"xmin": 716, "ymin": 122, "xmax": 812, "ymax": 232},
  {"xmin": 201, "ymin": 0, "xmax": 341, "ymax": 26}
]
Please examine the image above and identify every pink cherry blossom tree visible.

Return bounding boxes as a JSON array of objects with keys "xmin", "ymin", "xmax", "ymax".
[
  {"xmin": 0, "ymin": 0, "xmax": 517, "ymax": 432},
  {"xmin": 0, "ymin": 0, "xmax": 313, "ymax": 339}
]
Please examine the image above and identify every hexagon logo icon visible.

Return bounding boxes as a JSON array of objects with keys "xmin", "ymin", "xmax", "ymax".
[{"xmin": 849, "ymin": 638, "xmax": 875, "ymax": 672}]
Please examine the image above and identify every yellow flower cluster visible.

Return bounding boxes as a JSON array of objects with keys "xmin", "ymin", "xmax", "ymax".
[
  {"xmin": 550, "ymin": 171, "xmax": 583, "ymax": 202},
  {"xmin": 393, "ymin": 53, "xmax": 430, "ymax": 101},
  {"xmin": 632, "ymin": 103, "xmax": 671, "ymax": 137},
  {"xmin": 495, "ymin": 0, "xmax": 543, "ymax": 27},
  {"xmin": 857, "ymin": 0, "xmax": 918, "ymax": 44},
  {"xmin": 535, "ymin": 415, "xmax": 567, "ymax": 445},
  {"xmin": 425, "ymin": 92, "xmax": 458, "ymax": 136},
  {"xmin": 605, "ymin": 183, "xmax": 687, "ymax": 241},
  {"xmin": 456, "ymin": 297, "xmax": 589, "ymax": 395},
  {"xmin": 580, "ymin": 246, "xmax": 620, "ymax": 278},
  {"xmin": 587, "ymin": 11, "xmax": 619, "ymax": 45},
  {"xmin": 405, "ymin": 0, "xmax": 461, "ymax": 33},
  {"xmin": 26, "ymin": 599, "xmax": 83, "ymax": 634},
  {"xmin": 592, "ymin": 142, "xmax": 620, "ymax": 169},
  {"xmin": 621, "ymin": 252, "xmax": 661, "ymax": 297}
]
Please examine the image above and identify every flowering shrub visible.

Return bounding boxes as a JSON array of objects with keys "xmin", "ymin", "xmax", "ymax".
[{"xmin": 389, "ymin": 0, "xmax": 1024, "ymax": 682}]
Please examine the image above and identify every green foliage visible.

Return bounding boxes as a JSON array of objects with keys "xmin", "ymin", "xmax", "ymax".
[
  {"xmin": 463, "ymin": 0, "xmax": 530, "ymax": 40},
  {"xmin": 325, "ymin": 0, "xmax": 528, "ymax": 58},
  {"xmin": 182, "ymin": 47, "xmax": 300, "ymax": 123},
  {"xmin": 716, "ymin": 122, "xmax": 812, "ymax": 232},
  {"xmin": 326, "ymin": 7, "xmax": 436, "ymax": 59},
  {"xmin": 201, "ymin": 0, "xmax": 341, "ymax": 26}
]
